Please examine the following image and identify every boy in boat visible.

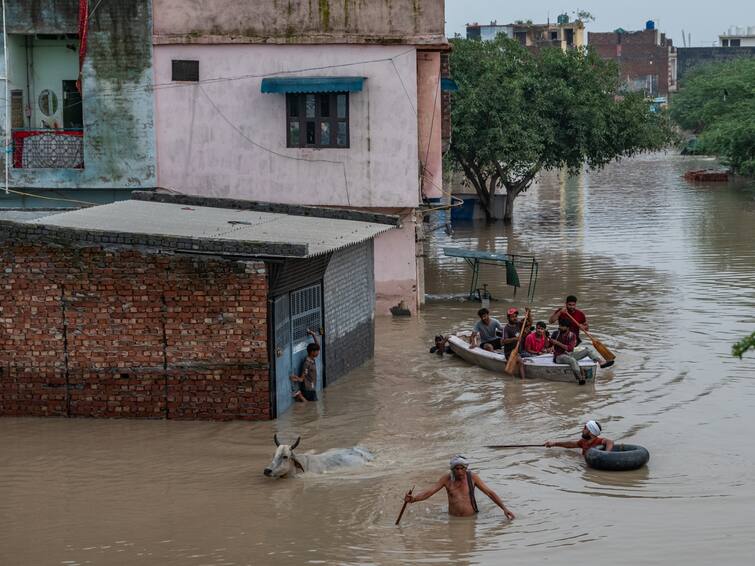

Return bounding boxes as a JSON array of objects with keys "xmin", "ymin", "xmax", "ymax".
[
  {"xmin": 518, "ymin": 321, "xmax": 552, "ymax": 379},
  {"xmin": 290, "ymin": 329, "xmax": 320, "ymax": 402},
  {"xmin": 430, "ymin": 335, "xmax": 452, "ymax": 355},
  {"xmin": 403, "ymin": 455, "xmax": 515, "ymax": 520},
  {"xmin": 544, "ymin": 420, "xmax": 614, "ymax": 456},
  {"xmin": 549, "ymin": 295, "xmax": 588, "ymax": 344},
  {"xmin": 470, "ymin": 308, "xmax": 504, "ymax": 351},
  {"xmin": 551, "ymin": 318, "xmax": 612, "ymax": 385}
]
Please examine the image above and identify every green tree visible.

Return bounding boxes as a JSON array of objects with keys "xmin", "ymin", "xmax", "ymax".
[
  {"xmin": 671, "ymin": 58, "xmax": 755, "ymax": 175},
  {"xmin": 733, "ymin": 332, "xmax": 755, "ymax": 359},
  {"xmin": 449, "ymin": 37, "xmax": 675, "ymax": 221}
]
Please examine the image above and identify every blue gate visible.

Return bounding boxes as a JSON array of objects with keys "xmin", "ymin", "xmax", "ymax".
[
  {"xmin": 273, "ymin": 283, "xmax": 323, "ymax": 417},
  {"xmin": 274, "ymin": 294, "xmax": 293, "ymax": 417},
  {"xmin": 290, "ymin": 284, "xmax": 323, "ymax": 394}
]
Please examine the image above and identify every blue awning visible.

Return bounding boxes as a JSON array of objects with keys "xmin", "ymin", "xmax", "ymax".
[
  {"xmin": 441, "ymin": 78, "xmax": 459, "ymax": 92},
  {"xmin": 261, "ymin": 77, "xmax": 365, "ymax": 94}
]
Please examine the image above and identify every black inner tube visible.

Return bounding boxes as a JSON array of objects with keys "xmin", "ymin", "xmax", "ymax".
[{"xmin": 585, "ymin": 443, "xmax": 650, "ymax": 471}]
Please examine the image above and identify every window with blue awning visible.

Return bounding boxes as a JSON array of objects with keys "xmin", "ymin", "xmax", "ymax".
[{"xmin": 261, "ymin": 77, "xmax": 366, "ymax": 94}]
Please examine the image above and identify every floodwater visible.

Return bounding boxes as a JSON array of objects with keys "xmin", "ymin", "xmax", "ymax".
[{"xmin": 2, "ymin": 153, "xmax": 755, "ymax": 565}]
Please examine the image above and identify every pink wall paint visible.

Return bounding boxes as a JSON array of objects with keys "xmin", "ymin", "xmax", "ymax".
[
  {"xmin": 154, "ymin": 44, "xmax": 419, "ymax": 209},
  {"xmin": 374, "ymin": 213, "xmax": 418, "ymax": 315},
  {"xmin": 417, "ymin": 51, "xmax": 443, "ymax": 200}
]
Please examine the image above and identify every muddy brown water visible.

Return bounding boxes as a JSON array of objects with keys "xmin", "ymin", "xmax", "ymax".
[{"xmin": 2, "ymin": 153, "xmax": 755, "ymax": 565}]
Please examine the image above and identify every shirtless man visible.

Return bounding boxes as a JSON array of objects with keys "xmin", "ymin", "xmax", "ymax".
[{"xmin": 403, "ymin": 455, "xmax": 515, "ymax": 520}]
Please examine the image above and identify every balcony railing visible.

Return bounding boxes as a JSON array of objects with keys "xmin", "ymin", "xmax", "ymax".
[{"xmin": 12, "ymin": 129, "xmax": 84, "ymax": 169}]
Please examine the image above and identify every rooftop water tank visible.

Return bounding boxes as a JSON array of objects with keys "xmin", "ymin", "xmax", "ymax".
[
  {"xmin": 646, "ymin": 20, "xmax": 655, "ymax": 30},
  {"xmin": 557, "ymin": 14, "xmax": 569, "ymax": 25}
]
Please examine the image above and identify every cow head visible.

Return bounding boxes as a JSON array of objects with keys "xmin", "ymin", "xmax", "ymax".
[{"xmin": 263, "ymin": 434, "xmax": 305, "ymax": 478}]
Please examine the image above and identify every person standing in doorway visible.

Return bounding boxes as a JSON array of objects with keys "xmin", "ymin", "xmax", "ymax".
[{"xmin": 290, "ymin": 329, "xmax": 320, "ymax": 402}]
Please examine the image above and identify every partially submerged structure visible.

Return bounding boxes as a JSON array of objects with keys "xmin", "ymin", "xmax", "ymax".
[{"xmin": 0, "ymin": 192, "xmax": 396, "ymax": 420}]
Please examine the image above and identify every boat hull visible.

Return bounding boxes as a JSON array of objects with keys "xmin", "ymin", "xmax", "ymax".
[{"xmin": 447, "ymin": 335, "xmax": 599, "ymax": 383}]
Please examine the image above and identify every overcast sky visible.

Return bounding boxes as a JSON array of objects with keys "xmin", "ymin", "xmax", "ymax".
[{"xmin": 445, "ymin": 0, "xmax": 755, "ymax": 47}]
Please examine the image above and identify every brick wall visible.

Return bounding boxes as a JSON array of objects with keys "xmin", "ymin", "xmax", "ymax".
[
  {"xmin": 0, "ymin": 241, "xmax": 270, "ymax": 420},
  {"xmin": 588, "ymin": 30, "xmax": 672, "ymax": 96},
  {"xmin": 323, "ymin": 241, "xmax": 375, "ymax": 384}
]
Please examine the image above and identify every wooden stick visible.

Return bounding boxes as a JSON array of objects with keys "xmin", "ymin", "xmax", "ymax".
[
  {"xmin": 395, "ymin": 485, "xmax": 415, "ymax": 526},
  {"xmin": 486, "ymin": 444, "xmax": 544, "ymax": 449},
  {"xmin": 504, "ymin": 307, "xmax": 531, "ymax": 375}
]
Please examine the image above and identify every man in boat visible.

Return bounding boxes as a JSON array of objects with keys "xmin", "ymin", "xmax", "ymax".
[
  {"xmin": 544, "ymin": 420, "xmax": 614, "ymax": 456},
  {"xmin": 403, "ymin": 455, "xmax": 515, "ymax": 520},
  {"xmin": 551, "ymin": 318, "xmax": 613, "ymax": 385},
  {"xmin": 502, "ymin": 307, "xmax": 529, "ymax": 359},
  {"xmin": 470, "ymin": 308, "xmax": 504, "ymax": 351},
  {"xmin": 518, "ymin": 321, "xmax": 552, "ymax": 379},
  {"xmin": 549, "ymin": 295, "xmax": 588, "ymax": 344}
]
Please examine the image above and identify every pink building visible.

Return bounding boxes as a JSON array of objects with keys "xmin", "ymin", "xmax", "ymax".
[{"xmin": 151, "ymin": 0, "xmax": 447, "ymax": 313}]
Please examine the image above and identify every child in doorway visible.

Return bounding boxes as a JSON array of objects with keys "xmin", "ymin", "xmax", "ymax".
[{"xmin": 290, "ymin": 329, "xmax": 320, "ymax": 402}]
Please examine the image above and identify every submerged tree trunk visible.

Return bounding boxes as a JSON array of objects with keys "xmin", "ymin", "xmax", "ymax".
[{"xmin": 503, "ymin": 189, "xmax": 517, "ymax": 223}]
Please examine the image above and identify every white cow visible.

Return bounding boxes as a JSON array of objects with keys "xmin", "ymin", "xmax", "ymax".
[{"xmin": 263, "ymin": 435, "xmax": 373, "ymax": 479}]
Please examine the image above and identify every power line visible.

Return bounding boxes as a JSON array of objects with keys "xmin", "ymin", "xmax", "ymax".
[{"xmin": 197, "ymin": 85, "xmax": 352, "ymax": 206}]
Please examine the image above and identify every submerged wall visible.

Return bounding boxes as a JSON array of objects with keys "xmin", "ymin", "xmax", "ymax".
[{"xmin": 0, "ymin": 234, "xmax": 270, "ymax": 421}]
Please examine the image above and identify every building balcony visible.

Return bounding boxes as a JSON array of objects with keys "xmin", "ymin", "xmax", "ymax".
[{"xmin": 12, "ymin": 129, "xmax": 84, "ymax": 169}]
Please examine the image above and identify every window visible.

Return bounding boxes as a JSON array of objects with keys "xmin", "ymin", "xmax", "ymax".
[
  {"xmin": 722, "ymin": 39, "xmax": 729, "ymax": 46},
  {"xmin": 730, "ymin": 39, "xmax": 741, "ymax": 47},
  {"xmin": 172, "ymin": 59, "xmax": 199, "ymax": 82},
  {"xmin": 286, "ymin": 92, "xmax": 349, "ymax": 148}
]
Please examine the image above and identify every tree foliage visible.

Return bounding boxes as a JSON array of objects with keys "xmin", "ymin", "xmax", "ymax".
[
  {"xmin": 733, "ymin": 331, "xmax": 755, "ymax": 359},
  {"xmin": 671, "ymin": 58, "xmax": 755, "ymax": 175},
  {"xmin": 449, "ymin": 37, "xmax": 675, "ymax": 221}
]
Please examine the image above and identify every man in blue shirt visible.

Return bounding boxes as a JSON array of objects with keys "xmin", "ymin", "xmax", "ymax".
[{"xmin": 471, "ymin": 308, "xmax": 504, "ymax": 351}]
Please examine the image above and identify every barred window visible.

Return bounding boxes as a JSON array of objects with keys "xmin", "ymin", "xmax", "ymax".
[{"xmin": 286, "ymin": 93, "xmax": 349, "ymax": 148}]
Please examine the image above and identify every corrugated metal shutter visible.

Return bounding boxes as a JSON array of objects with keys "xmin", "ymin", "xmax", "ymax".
[{"xmin": 267, "ymin": 255, "xmax": 331, "ymax": 297}]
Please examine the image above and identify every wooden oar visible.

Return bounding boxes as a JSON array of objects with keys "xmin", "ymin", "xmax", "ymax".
[
  {"xmin": 395, "ymin": 485, "xmax": 415, "ymax": 526},
  {"xmin": 486, "ymin": 444, "xmax": 544, "ymax": 449},
  {"xmin": 562, "ymin": 310, "xmax": 616, "ymax": 362},
  {"xmin": 504, "ymin": 308, "xmax": 531, "ymax": 375}
]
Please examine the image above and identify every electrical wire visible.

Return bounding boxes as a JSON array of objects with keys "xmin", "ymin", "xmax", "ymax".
[
  {"xmin": 2, "ymin": 188, "xmax": 97, "ymax": 206},
  {"xmin": 197, "ymin": 85, "xmax": 352, "ymax": 205}
]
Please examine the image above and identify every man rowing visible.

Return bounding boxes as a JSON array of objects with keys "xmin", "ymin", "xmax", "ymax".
[
  {"xmin": 544, "ymin": 420, "xmax": 614, "ymax": 456},
  {"xmin": 548, "ymin": 294, "xmax": 587, "ymax": 344},
  {"xmin": 403, "ymin": 455, "xmax": 515, "ymax": 520},
  {"xmin": 551, "ymin": 318, "xmax": 613, "ymax": 384}
]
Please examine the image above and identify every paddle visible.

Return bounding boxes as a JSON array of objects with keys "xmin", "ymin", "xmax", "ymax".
[
  {"xmin": 395, "ymin": 485, "xmax": 415, "ymax": 526},
  {"xmin": 561, "ymin": 310, "xmax": 616, "ymax": 362},
  {"xmin": 504, "ymin": 308, "xmax": 531, "ymax": 375},
  {"xmin": 486, "ymin": 444, "xmax": 544, "ymax": 449}
]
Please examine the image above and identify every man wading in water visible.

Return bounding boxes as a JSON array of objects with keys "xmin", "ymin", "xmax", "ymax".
[{"xmin": 403, "ymin": 456, "xmax": 515, "ymax": 520}]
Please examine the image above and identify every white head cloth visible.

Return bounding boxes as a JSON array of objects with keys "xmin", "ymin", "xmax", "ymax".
[
  {"xmin": 450, "ymin": 455, "xmax": 470, "ymax": 469},
  {"xmin": 586, "ymin": 420, "xmax": 602, "ymax": 436}
]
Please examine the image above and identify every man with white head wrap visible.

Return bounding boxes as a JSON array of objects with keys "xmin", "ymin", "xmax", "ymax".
[
  {"xmin": 545, "ymin": 420, "xmax": 614, "ymax": 456},
  {"xmin": 403, "ymin": 455, "xmax": 515, "ymax": 519}
]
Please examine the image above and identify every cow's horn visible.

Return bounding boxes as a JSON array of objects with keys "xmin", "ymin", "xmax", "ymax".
[
  {"xmin": 291, "ymin": 436, "xmax": 301, "ymax": 450},
  {"xmin": 274, "ymin": 434, "xmax": 280, "ymax": 447}
]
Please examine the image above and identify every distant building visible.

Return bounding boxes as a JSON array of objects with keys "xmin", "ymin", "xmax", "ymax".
[
  {"xmin": 719, "ymin": 26, "xmax": 755, "ymax": 47},
  {"xmin": 466, "ymin": 14, "xmax": 585, "ymax": 51},
  {"xmin": 677, "ymin": 46, "xmax": 755, "ymax": 82},
  {"xmin": 588, "ymin": 21, "xmax": 677, "ymax": 97}
]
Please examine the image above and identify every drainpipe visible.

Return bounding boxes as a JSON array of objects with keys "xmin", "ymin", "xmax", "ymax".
[{"xmin": 2, "ymin": 0, "xmax": 10, "ymax": 193}]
